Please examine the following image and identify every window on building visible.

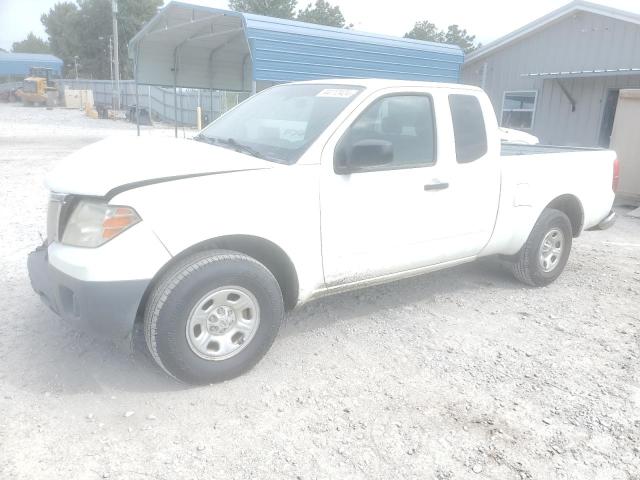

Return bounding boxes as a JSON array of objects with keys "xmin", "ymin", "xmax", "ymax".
[
  {"xmin": 501, "ymin": 91, "xmax": 537, "ymax": 129},
  {"xmin": 449, "ymin": 94, "xmax": 488, "ymax": 163}
]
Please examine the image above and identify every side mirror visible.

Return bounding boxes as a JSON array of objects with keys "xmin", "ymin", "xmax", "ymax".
[{"xmin": 336, "ymin": 139, "xmax": 393, "ymax": 174}]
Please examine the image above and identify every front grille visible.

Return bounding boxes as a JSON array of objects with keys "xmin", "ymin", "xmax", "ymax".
[{"xmin": 47, "ymin": 193, "xmax": 74, "ymax": 243}]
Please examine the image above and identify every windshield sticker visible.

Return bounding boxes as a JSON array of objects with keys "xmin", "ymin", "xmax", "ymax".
[{"xmin": 316, "ymin": 88, "xmax": 359, "ymax": 98}]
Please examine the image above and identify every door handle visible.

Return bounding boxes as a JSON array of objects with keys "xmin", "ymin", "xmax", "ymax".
[{"xmin": 424, "ymin": 182, "xmax": 449, "ymax": 191}]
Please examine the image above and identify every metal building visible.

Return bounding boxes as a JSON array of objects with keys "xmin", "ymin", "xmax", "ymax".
[
  {"xmin": 129, "ymin": 1, "xmax": 464, "ymax": 94},
  {"xmin": 462, "ymin": 0, "xmax": 640, "ymax": 148},
  {"xmin": 0, "ymin": 52, "xmax": 63, "ymax": 78}
]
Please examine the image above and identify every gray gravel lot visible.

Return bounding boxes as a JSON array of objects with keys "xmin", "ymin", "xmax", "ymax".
[{"xmin": 1, "ymin": 103, "xmax": 639, "ymax": 480}]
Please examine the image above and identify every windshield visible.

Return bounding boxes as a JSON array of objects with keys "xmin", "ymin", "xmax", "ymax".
[{"xmin": 198, "ymin": 84, "xmax": 364, "ymax": 164}]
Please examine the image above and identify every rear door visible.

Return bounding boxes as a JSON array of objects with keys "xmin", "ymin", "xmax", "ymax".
[{"xmin": 443, "ymin": 93, "xmax": 501, "ymax": 258}]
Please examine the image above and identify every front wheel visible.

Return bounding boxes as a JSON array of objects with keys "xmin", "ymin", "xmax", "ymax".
[
  {"xmin": 510, "ymin": 208, "xmax": 573, "ymax": 287},
  {"xmin": 144, "ymin": 250, "xmax": 284, "ymax": 384}
]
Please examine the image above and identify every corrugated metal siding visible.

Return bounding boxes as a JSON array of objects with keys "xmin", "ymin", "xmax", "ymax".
[
  {"xmin": 131, "ymin": 2, "xmax": 463, "ymax": 91},
  {"xmin": 463, "ymin": 11, "xmax": 640, "ymax": 146},
  {"xmin": 0, "ymin": 53, "xmax": 63, "ymax": 76},
  {"xmin": 244, "ymin": 15, "xmax": 463, "ymax": 83}
]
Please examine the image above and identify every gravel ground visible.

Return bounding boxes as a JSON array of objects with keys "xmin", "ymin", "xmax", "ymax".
[{"xmin": 1, "ymin": 103, "xmax": 639, "ymax": 480}]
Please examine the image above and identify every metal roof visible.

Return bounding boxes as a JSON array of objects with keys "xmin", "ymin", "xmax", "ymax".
[
  {"xmin": 521, "ymin": 68, "xmax": 640, "ymax": 79},
  {"xmin": 129, "ymin": 1, "xmax": 463, "ymax": 91},
  {"xmin": 0, "ymin": 52, "xmax": 63, "ymax": 76},
  {"xmin": 466, "ymin": 0, "xmax": 640, "ymax": 63}
]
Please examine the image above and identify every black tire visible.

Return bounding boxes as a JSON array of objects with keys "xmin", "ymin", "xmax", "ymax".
[
  {"xmin": 511, "ymin": 208, "xmax": 573, "ymax": 287},
  {"xmin": 144, "ymin": 249, "xmax": 284, "ymax": 384}
]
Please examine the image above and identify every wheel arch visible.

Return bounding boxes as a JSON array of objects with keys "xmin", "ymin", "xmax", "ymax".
[
  {"xmin": 135, "ymin": 235, "xmax": 300, "ymax": 324},
  {"xmin": 545, "ymin": 194, "xmax": 584, "ymax": 237}
]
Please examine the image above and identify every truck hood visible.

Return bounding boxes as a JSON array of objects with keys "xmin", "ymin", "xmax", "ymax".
[{"xmin": 46, "ymin": 136, "xmax": 275, "ymax": 197}]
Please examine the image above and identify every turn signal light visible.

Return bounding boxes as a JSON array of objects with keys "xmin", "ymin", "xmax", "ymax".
[{"xmin": 102, "ymin": 207, "xmax": 140, "ymax": 239}]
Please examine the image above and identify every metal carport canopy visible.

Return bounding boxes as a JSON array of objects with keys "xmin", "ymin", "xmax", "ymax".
[{"xmin": 129, "ymin": 1, "xmax": 464, "ymax": 92}]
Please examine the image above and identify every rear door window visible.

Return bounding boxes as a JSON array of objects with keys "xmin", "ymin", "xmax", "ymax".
[{"xmin": 449, "ymin": 94, "xmax": 488, "ymax": 163}]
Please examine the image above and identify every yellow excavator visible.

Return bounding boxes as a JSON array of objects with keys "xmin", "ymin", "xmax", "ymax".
[{"xmin": 16, "ymin": 67, "xmax": 60, "ymax": 107}]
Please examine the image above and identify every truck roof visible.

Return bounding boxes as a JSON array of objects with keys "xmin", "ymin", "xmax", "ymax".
[{"xmin": 290, "ymin": 78, "xmax": 483, "ymax": 93}]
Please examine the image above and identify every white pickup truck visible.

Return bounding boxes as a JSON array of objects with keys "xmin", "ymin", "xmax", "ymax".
[{"xmin": 28, "ymin": 79, "xmax": 618, "ymax": 384}]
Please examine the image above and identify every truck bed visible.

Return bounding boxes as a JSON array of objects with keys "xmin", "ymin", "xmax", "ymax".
[{"xmin": 501, "ymin": 143, "xmax": 601, "ymax": 156}]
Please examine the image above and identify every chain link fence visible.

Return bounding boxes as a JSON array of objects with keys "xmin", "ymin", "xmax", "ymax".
[{"xmin": 59, "ymin": 79, "xmax": 249, "ymax": 126}]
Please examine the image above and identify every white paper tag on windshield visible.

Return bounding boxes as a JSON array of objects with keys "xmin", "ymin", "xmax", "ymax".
[{"xmin": 316, "ymin": 88, "xmax": 358, "ymax": 98}]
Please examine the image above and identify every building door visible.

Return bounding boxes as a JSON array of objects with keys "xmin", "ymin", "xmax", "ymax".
[
  {"xmin": 610, "ymin": 89, "xmax": 640, "ymax": 199},
  {"xmin": 598, "ymin": 89, "xmax": 619, "ymax": 148}
]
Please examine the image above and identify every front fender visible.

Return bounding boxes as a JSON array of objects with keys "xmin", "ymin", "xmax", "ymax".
[{"xmin": 112, "ymin": 167, "xmax": 324, "ymax": 302}]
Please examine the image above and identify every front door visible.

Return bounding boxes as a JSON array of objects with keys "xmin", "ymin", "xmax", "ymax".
[{"xmin": 320, "ymin": 90, "xmax": 454, "ymax": 287}]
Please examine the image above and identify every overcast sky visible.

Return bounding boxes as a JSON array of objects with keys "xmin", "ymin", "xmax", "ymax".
[{"xmin": 2, "ymin": 0, "xmax": 640, "ymax": 51}]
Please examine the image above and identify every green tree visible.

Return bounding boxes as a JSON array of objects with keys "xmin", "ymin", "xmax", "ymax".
[
  {"xmin": 228, "ymin": 0, "xmax": 297, "ymax": 19},
  {"xmin": 73, "ymin": 0, "xmax": 113, "ymax": 78},
  {"xmin": 297, "ymin": 0, "xmax": 347, "ymax": 28},
  {"xmin": 11, "ymin": 32, "xmax": 51, "ymax": 54},
  {"xmin": 40, "ymin": 2, "xmax": 80, "ymax": 76},
  {"xmin": 116, "ymin": 0, "xmax": 163, "ymax": 77},
  {"xmin": 444, "ymin": 24, "xmax": 478, "ymax": 53},
  {"xmin": 404, "ymin": 20, "xmax": 479, "ymax": 53},
  {"xmin": 404, "ymin": 20, "xmax": 444, "ymax": 43},
  {"xmin": 41, "ymin": 0, "xmax": 162, "ymax": 79}
]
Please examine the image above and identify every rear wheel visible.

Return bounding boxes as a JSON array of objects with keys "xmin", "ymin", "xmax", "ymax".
[
  {"xmin": 511, "ymin": 208, "xmax": 573, "ymax": 287},
  {"xmin": 144, "ymin": 250, "xmax": 284, "ymax": 384}
]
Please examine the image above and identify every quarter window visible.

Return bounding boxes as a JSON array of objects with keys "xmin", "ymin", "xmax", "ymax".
[
  {"xmin": 501, "ymin": 91, "xmax": 537, "ymax": 129},
  {"xmin": 335, "ymin": 94, "xmax": 436, "ymax": 172},
  {"xmin": 449, "ymin": 94, "xmax": 488, "ymax": 163}
]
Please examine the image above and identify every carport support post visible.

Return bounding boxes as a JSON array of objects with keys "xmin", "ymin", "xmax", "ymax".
[
  {"xmin": 174, "ymin": 85, "xmax": 178, "ymax": 138},
  {"xmin": 135, "ymin": 80, "xmax": 140, "ymax": 136},
  {"xmin": 174, "ymin": 85, "xmax": 178, "ymax": 137},
  {"xmin": 173, "ymin": 47, "xmax": 179, "ymax": 138},
  {"xmin": 134, "ymin": 43, "xmax": 140, "ymax": 136}
]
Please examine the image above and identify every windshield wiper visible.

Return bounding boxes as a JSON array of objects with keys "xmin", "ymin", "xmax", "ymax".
[
  {"xmin": 224, "ymin": 137, "xmax": 264, "ymax": 159},
  {"xmin": 193, "ymin": 135, "xmax": 264, "ymax": 159},
  {"xmin": 193, "ymin": 133, "xmax": 214, "ymax": 143}
]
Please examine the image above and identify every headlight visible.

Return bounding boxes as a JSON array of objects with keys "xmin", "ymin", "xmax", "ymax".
[{"xmin": 61, "ymin": 200, "xmax": 141, "ymax": 247}]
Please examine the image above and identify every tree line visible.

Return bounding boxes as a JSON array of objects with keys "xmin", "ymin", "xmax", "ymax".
[{"xmin": 10, "ymin": 0, "xmax": 480, "ymax": 80}]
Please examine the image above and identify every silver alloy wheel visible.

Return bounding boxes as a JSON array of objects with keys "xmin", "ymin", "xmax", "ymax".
[
  {"xmin": 186, "ymin": 286, "xmax": 260, "ymax": 361},
  {"xmin": 538, "ymin": 228, "xmax": 564, "ymax": 273}
]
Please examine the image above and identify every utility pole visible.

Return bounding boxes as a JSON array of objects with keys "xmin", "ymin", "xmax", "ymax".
[{"xmin": 112, "ymin": 0, "xmax": 121, "ymax": 110}]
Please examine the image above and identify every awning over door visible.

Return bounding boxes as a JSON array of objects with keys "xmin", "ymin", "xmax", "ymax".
[{"xmin": 521, "ymin": 68, "xmax": 640, "ymax": 79}]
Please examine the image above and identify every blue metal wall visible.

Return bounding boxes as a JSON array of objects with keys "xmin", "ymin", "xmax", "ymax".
[
  {"xmin": 129, "ymin": 2, "xmax": 464, "ymax": 90},
  {"xmin": 243, "ymin": 15, "xmax": 463, "ymax": 84},
  {"xmin": 0, "ymin": 53, "xmax": 63, "ymax": 76}
]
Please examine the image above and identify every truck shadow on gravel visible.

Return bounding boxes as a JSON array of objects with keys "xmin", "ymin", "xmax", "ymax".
[
  {"xmin": 10, "ymin": 258, "xmax": 519, "ymax": 394},
  {"xmin": 282, "ymin": 258, "xmax": 518, "ymax": 337}
]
